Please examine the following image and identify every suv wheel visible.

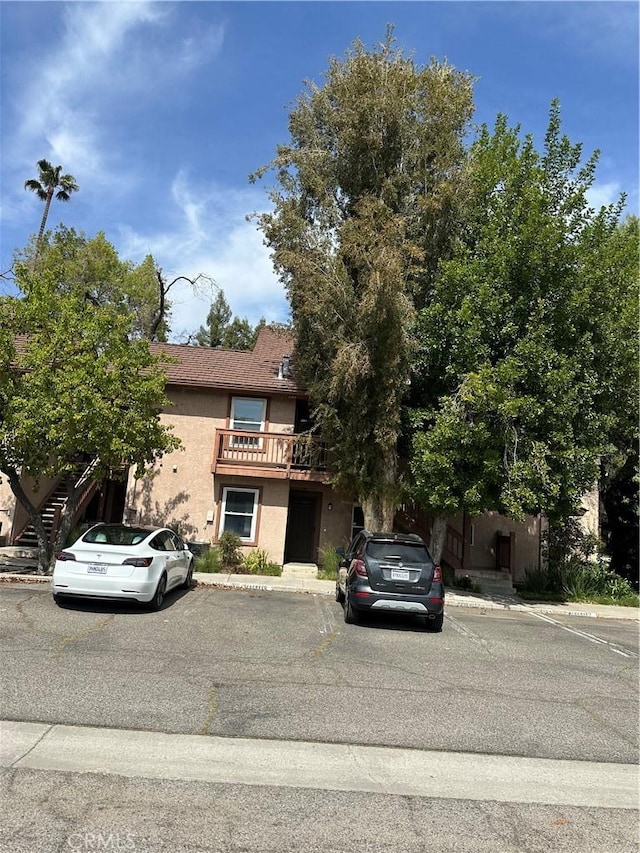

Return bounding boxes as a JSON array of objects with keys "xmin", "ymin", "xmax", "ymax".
[
  {"xmin": 425, "ymin": 613, "xmax": 444, "ymax": 632},
  {"xmin": 343, "ymin": 589, "xmax": 358, "ymax": 624}
]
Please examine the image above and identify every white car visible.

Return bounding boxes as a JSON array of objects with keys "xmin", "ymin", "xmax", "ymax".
[{"xmin": 52, "ymin": 524, "xmax": 194, "ymax": 610}]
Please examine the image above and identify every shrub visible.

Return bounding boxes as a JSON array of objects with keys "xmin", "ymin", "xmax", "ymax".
[
  {"xmin": 521, "ymin": 528, "xmax": 638, "ymax": 604},
  {"xmin": 561, "ymin": 558, "xmax": 637, "ymax": 602},
  {"xmin": 195, "ymin": 547, "xmax": 222, "ymax": 573},
  {"xmin": 317, "ymin": 545, "xmax": 342, "ymax": 580},
  {"xmin": 453, "ymin": 574, "xmax": 482, "ymax": 593},
  {"xmin": 522, "ymin": 564, "xmax": 563, "ymax": 596},
  {"xmin": 218, "ymin": 530, "xmax": 243, "ymax": 569},
  {"xmin": 242, "ymin": 548, "xmax": 281, "ymax": 576}
]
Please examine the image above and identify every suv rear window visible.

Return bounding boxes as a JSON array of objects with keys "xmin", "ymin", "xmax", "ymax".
[
  {"xmin": 83, "ymin": 526, "xmax": 152, "ymax": 546},
  {"xmin": 366, "ymin": 542, "xmax": 431, "ymax": 563}
]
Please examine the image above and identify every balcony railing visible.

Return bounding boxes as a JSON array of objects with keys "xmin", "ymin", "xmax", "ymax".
[{"xmin": 212, "ymin": 429, "xmax": 330, "ymax": 481}]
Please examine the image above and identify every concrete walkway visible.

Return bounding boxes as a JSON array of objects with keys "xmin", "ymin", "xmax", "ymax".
[{"xmin": 0, "ymin": 569, "xmax": 637, "ymax": 620}]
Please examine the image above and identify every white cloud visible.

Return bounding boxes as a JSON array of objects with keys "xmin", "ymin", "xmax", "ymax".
[
  {"xmin": 117, "ymin": 176, "xmax": 287, "ymax": 341},
  {"xmin": 8, "ymin": 3, "xmax": 225, "ymax": 195},
  {"xmin": 585, "ymin": 181, "xmax": 623, "ymax": 211}
]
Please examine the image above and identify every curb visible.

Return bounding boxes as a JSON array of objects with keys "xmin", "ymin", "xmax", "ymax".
[{"xmin": 0, "ymin": 572, "xmax": 637, "ymax": 621}]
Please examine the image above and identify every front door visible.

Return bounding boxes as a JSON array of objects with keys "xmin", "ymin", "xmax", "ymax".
[{"xmin": 284, "ymin": 492, "xmax": 319, "ymax": 563}]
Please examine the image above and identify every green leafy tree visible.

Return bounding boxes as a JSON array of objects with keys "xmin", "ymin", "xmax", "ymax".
[
  {"xmin": 195, "ymin": 290, "xmax": 264, "ymax": 350},
  {"xmin": 24, "ymin": 159, "xmax": 79, "ymax": 252},
  {"xmin": 17, "ymin": 227, "xmax": 173, "ymax": 341},
  {"xmin": 253, "ymin": 30, "xmax": 474, "ymax": 531},
  {"xmin": 409, "ymin": 103, "xmax": 637, "ymax": 562},
  {"xmin": 593, "ymin": 215, "xmax": 639, "ymax": 584},
  {"xmin": 0, "ymin": 246, "xmax": 181, "ymax": 574}
]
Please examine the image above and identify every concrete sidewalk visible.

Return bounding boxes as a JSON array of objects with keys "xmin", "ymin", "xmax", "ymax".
[
  {"xmin": 1, "ymin": 719, "xmax": 637, "ymax": 809},
  {"xmin": 0, "ymin": 568, "xmax": 638, "ymax": 621}
]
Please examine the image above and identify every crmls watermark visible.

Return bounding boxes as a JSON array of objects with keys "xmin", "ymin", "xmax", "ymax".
[{"xmin": 67, "ymin": 832, "xmax": 135, "ymax": 850}]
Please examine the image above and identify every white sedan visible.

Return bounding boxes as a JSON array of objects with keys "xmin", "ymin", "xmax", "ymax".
[{"xmin": 52, "ymin": 524, "xmax": 194, "ymax": 610}]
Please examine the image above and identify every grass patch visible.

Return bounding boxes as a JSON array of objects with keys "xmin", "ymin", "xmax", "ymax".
[{"xmin": 567, "ymin": 593, "xmax": 639, "ymax": 607}]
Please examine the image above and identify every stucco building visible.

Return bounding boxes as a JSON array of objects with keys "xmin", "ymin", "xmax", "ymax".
[{"xmin": 1, "ymin": 325, "xmax": 596, "ymax": 585}]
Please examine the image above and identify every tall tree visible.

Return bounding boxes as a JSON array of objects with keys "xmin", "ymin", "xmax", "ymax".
[
  {"xmin": 24, "ymin": 159, "xmax": 79, "ymax": 251},
  {"xmin": 1, "ymin": 236, "xmax": 182, "ymax": 573},
  {"xmin": 196, "ymin": 291, "xmax": 232, "ymax": 347},
  {"xmin": 253, "ymin": 30, "xmax": 475, "ymax": 531},
  {"xmin": 195, "ymin": 290, "xmax": 264, "ymax": 350},
  {"xmin": 408, "ymin": 104, "xmax": 636, "ymax": 562},
  {"xmin": 592, "ymin": 215, "xmax": 639, "ymax": 584}
]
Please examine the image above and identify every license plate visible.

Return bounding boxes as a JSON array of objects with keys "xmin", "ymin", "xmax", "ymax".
[
  {"xmin": 391, "ymin": 569, "xmax": 410, "ymax": 581},
  {"xmin": 87, "ymin": 564, "xmax": 108, "ymax": 574}
]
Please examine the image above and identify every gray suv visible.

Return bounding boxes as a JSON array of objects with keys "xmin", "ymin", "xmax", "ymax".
[{"xmin": 336, "ymin": 531, "xmax": 444, "ymax": 631}]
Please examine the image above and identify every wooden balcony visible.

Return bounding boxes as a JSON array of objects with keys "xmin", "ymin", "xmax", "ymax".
[{"xmin": 212, "ymin": 429, "xmax": 331, "ymax": 482}]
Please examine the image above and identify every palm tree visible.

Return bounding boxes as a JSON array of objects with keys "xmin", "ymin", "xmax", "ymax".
[{"xmin": 24, "ymin": 159, "xmax": 79, "ymax": 250}]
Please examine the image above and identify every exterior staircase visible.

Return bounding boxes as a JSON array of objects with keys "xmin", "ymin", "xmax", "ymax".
[
  {"xmin": 456, "ymin": 568, "xmax": 515, "ymax": 597},
  {"xmin": 14, "ymin": 482, "xmax": 68, "ymax": 548},
  {"xmin": 12, "ymin": 460, "xmax": 100, "ymax": 550}
]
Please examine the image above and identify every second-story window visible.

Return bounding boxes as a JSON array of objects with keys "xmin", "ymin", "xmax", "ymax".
[{"xmin": 231, "ymin": 397, "xmax": 266, "ymax": 448}]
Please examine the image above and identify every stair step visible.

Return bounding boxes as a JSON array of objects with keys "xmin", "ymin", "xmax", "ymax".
[{"xmin": 281, "ymin": 562, "xmax": 318, "ymax": 579}]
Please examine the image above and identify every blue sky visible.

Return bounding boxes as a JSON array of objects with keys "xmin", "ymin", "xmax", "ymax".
[{"xmin": 1, "ymin": 1, "xmax": 637, "ymax": 341}]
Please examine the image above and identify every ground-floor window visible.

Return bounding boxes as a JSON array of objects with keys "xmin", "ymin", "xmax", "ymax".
[
  {"xmin": 220, "ymin": 487, "xmax": 259, "ymax": 542},
  {"xmin": 352, "ymin": 505, "xmax": 364, "ymax": 540}
]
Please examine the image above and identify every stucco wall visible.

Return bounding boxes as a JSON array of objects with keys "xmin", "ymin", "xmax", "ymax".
[
  {"xmin": 124, "ymin": 387, "xmax": 310, "ymax": 556},
  {"xmin": 449, "ymin": 511, "xmax": 542, "ymax": 582},
  {"xmin": 125, "ymin": 386, "xmax": 226, "ymax": 540},
  {"xmin": 578, "ymin": 484, "xmax": 600, "ymax": 541},
  {"xmin": 0, "ymin": 476, "xmax": 17, "ymax": 543}
]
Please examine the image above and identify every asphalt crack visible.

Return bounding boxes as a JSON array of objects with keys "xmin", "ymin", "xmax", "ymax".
[{"xmin": 52, "ymin": 614, "xmax": 116, "ymax": 657}]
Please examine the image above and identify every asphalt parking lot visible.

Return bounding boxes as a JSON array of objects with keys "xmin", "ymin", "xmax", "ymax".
[{"xmin": 1, "ymin": 582, "xmax": 638, "ymax": 764}]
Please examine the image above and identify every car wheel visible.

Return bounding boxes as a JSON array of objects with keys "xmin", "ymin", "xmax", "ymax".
[
  {"xmin": 343, "ymin": 589, "xmax": 358, "ymax": 624},
  {"xmin": 148, "ymin": 574, "xmax": 167, "ymax": 611},
  {"xmin": 425, "ymin": 613, "xmax": 444, "ymax": 632},
  {"xmin": 53, "ymin": 593, "xmax": 65, "ymax": 607},
  {"xmin": 335, "ymin": 581, "xmax": 344, "ymax": 603},
  {"xmin": 182, "ymin": 563, "xmax": 194, "ymax": 590}
]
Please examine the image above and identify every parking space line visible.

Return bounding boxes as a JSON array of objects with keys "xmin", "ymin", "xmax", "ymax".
[{"xmin": 524, "ymin": 610, "xmax": 635, "ymax": 658}]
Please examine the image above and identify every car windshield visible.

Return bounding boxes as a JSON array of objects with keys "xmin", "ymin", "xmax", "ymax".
[
  {"xmin": 82, "ymin": 526, "xmax": 152, "ymax": 547},
  {"xmin": 366, "ymin": 542, "xmax": 431, "ymax": 563}
]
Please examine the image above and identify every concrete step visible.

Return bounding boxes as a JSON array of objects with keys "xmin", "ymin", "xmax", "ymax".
[
  {"xmin": 455, "ymin": 569, "xmax": 515, "ymax": 597},
  {"xmin": 281, "ymin": 562, "xmax": 318, "ymax": 579}
]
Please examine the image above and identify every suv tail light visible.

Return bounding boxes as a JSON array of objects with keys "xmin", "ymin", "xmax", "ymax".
[
  {"xmin": 353, "ymin": 558, "xmax": 368, "ymax": 578},
  {"xmin": 55, "ymin": 551, "xmax": 76, "ymax": 561},
  {"xmin": 122, "ymin": 557, "xmax": 153, "ymax": 567},
  {"xmin": 432, "ymin": 565, "xmax": 442, "ymax": 582}
]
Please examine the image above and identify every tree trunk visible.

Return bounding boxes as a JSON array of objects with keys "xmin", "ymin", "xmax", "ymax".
[
  {"xmin": 360, "ymin": 449, "xmax": 398, "ymax": 533},
  {"xmin": 361, "ymin": 493, "xmax": 397, "ymax": 533},
  {"xmin": 0, "ymin": 461, "xmax": 52, "ymax": 573},
  {"xmin": 430, "ymin": 514, "xmax": 448, "ymax": 565},
  {"xmin": 361, "ymin": 496, "xmax": 382, "ymax": 533},
  {"xmin": 36, "ymin": 190, "xmax": 54, "ymax": 252}
]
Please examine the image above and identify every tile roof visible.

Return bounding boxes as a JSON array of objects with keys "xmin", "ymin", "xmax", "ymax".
[{"xmin": 149, "ymin": 325, "xmax": 304, "ymax": 395}]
